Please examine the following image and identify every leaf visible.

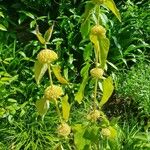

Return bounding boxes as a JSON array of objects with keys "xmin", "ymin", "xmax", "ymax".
[
  {"xmin": 73, "ymin": 124, "xmax": 91, "ymax": 150},
  {"xmin": 54, "ymin": 144, "xmax": 64, "ymax": 150},
  {"xmin": 75, "ymin": 63, "xmax": 90, "ymax": 104},
  {"xmin": 44, "ymin": 23, "xmax": 54, "ymax": 42},
  {"xmin": 108, "ymin": 126, "xmax": 117, "ymax": 139},
  {"xmin": 80, "ymin": 2, "xmax": 95, "ymax": 38},
  {"xmin": 35, "ymin": 25, "xmax": 46, "ymax": 44},
  {"xmin": 52, "ymin": 65, "xmax": 68, "ymax": 84},
  {"xmin": 34, "ymin": 61, "xmax": 48, "ymax": 84},
  {"xmin": 19, "ymin": 11, "xmax": 35, "ymax": 19},
  {"xmin": 104, "ymin": 0, "xmax": 121, "ymax": 22},
  {"xmin": 35, "ymin": 97, "xmax": 49, "ymax": 116},
  {"xmin": 83, "ymin": 43, "xmax": 93, "ymax": 61},
  {"xmin": 0, "ymin": 24, "xmax": 7, "ymax": 31},
  {"xmin": 61, "ymin": 95, "xmax": 70, "ymax": 121},
  {"xmin": 90, "ymin": 34, "xmax": 110, "ymax": 69},
  {"xmin": 99, "ymin": 76, "xmax": 114, "ymax": 108}
]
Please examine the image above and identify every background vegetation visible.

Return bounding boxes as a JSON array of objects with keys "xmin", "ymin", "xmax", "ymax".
[{"xmin": 0, "ymin": 0, "xmax": 150, "ymax": 149}]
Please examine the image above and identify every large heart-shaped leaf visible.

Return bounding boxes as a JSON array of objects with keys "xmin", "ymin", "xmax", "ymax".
[
  {"xmin": 34, "ymin": 61, "xmax": 48, "ymax": 84},
  {"xmin": 104, "ymin": 0, "xmax": 121, "ymax": 22},
  {"xmin": 61, "ymin": 95, "xmax": 70, "ymax": 121},
  {"xmin": 36, "ymin": 97, "xmax": 49, "ymax": 117},
  {"xmin": 80, "ymin": 2, "xmax": 95, "ymax": 38},
  {"xmin": 52, "ymin": 65, "xmax": 68, "ymax": 84},
  {"xmin": 99, "ymin": 76, "xmax": 114, "ymax": 108},
  {"xmin": 90, "ymin": 34, "xmax": 110, "ymax": 69},
  {"xmin": 75, "ymin": 63, "xmax": 90, "ymax": 104}
]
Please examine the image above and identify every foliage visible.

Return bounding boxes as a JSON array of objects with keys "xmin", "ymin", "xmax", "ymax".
[{"xmin": 116, "ymin": 61, "xmax": 150, "ymax": 117}]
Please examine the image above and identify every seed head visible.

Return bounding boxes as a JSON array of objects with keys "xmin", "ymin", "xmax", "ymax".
[
  {"xmin": 90, "ymin": 68, "xmax": 104, "ymax": 78},
  {"xmin": 57, "ymin": 123, "xmax": 71, "ymax": 137},
  {"xmin": 91, "ymin": 25, "xmax": 106, "ymax": 37},
  {"xmin": 87, "ymin": 110, "xmax": 100, "ymax": 121},
  {"xmin": 37, "ymin": 49, "xmax": 58, "ymax": 64},
  {"xmin": 44, "ymin": 85, "xmax": 63, "ymax": 100}
]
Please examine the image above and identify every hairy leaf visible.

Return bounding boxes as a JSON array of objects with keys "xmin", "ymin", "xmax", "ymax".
[
  {"xmin": 99, "ymin": 76, "xmax": 114, "ymax": 107},
  {"xmin": 61, "ymin": 95, "xmax": 70, "ymax": 121},
  {"xmin": 34, "ymin": 61, "xmax": 48, "ymax": 84},
  {"xmin": 52, "ymin": 65, "xmax": 68, "ymax": 84},
  {"xmin": 36, "ymin": 97, "xmax": 49, "ymax": 116},
  {"xmin": 104, "ymin": 0, "xmax": 121, "ymax": 22}
]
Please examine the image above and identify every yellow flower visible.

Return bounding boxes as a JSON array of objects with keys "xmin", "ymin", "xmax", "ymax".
[
  {"xmin": 91, "ymin": 25, "xmax": 106, "ymax": 37},
  {"xmin": 57, "ymin": 123, "xmax": 71, "ymax": 137},
  {"xmin": 44, "ymin": 85, "xmax": 63, "ymax": 100},
  {"xmin": 87, "ymin": 110, "xmax": 100, "ymax": 121},
  {"xmin": 101, "ymin": 127, "xmax": 111, "ymax": 137},
  {"xmin": 90, "ymin": 68, "xmax": 104, "ymax": 78},
  {"xmin": 37, "ymin": 49, "xmax": 58, "ymax": 64}
]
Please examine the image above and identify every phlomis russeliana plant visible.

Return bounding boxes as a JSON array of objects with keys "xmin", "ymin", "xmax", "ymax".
[
  {"xmin": 33, "ymin": 0, "xmax": 121, "ymax": 149},
  {"xmin": 33, "ymin": 23, "xmax": 71, "ymax": 139}
]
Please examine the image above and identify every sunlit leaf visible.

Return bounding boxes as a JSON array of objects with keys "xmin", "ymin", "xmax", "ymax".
[
  {"xmin": 35, "ymin": 25, "xmax": 46, "ymax": 44},
  {"xmin": 99, "ymin": 76, "xmax": 114, "ymax": 108},
  {"xmin": 36, "ymin": 97, "xmax": 49, "ymax": 116},
  {"xmin": 104, "ymin": 0, "xmax": 121, "ymax": 22},
  {"xmin": 44, "ymin": 23, "xmax": 54, "ymax": 42},
  {"xmin": 80, "ymin": 2, "xmax": 95, "ymax": 38},
  {"xmin": 61, "ymin": 95, "xmax": 70, "ymax": 121},
  {"xmin": 90, "ymin": 34, "xmax": 110, "ymax": 69},
  {"xmin": 34, "ymin": 61, "xmax": 48, "ymax": 84},
  {"xmin": 52, "ymin": 65, "xmax": 68, "ymax": 84},
  {"xmin": 19, "ymin": 11, "xmax": 35, "ymax": 19},
  {"xmin": 75, "ymin": 63, "xmax": 90, "ymax": 103},
  {"xmin": 108, "ymin": 126, "xmax": 117, "ymax": 139},
  {"xmin": 0, "ymin": 24, "xmax": 7, "ymax": 31},
  {"xmin": 73, "ymin": 124, "xmax": 91, "ymax": 150}
]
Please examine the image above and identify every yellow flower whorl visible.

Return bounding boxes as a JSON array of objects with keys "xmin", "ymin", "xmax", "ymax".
[
  {"xmin": 44, "ymin": 85, "xmax": 63, "ymax": 100},
  {"xmin": 37, "ymin": 49, "xmax": 58, "ymax": 64},
  {"xmin": 90, "ymin": 68, "xmax": 104, "ymax": 78},
  {"xmin": 91, "ymin": 25, "xmax": 106, "ymax": 37},
  {"xmin": 57, "ymin": 123, "xmax": 71, "ymax": 137}
]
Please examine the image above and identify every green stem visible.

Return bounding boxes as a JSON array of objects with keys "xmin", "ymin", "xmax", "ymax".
[
  {"xmin": 44, "ymin": 44, "xmax": 47, "ymax": 49},
  {"xmin": 48, "ymin": 65, "xmax": 53, "ymax": 85},
  {"xmin": 55, "ymin": 99, "xmax": 62, "ymax": 123},
  {"xmin": 95, "ymin": 5, "xmax": 100, "ymax": 25},
  {"xmin": 94, "ymin": 78, "xmax": 98, "ymax": 111}
]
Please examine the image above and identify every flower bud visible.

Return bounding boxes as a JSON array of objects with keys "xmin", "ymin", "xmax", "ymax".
[
  {"xmin": 57, "ymin": 123, "xmax": 71, "ymax": 137},
  {"xmin": 37, "ymin": 49, "xmax": 58, "ymax": 64},
  {"xmin": 91, "ymin": 25, "xmax": 106, "ymax": 37},
  {"xmin": 44, "ymin": 85, "xmax": 63, "ymax": 100},
  {"xmin": 90, "ymin": 68, "xmax": 104, "ymax": 78},
  {"xmin": 87, "ymin": 110, "xmax": 100, "ymax": 121}
]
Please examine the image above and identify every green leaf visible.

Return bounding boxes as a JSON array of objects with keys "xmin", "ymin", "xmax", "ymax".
[
  {"xmin": 90, "ymin": 34, "xmax": 110, "ymax": 69},
  {"xmin": 99, "ymin": 76, "xmax": 114, "ymax": 108},
  {"xmin": 108, "ymin": 126, "xmax": 117, "ymax": 139},
  {"xmin": 0, "ymin": 24, "xmax": 7, "ymax": 31},
  {"xmin": 80, "ymin": 2, "xmax": 95, "ymax": 38},
  {"xmin": 52, "ymin": 65, "xmax": 68, "ymax": 84},
  {"xmin": 54, "ymin": 144, "xmax": 64, "ymax": 150},
  {"xmin": 75, "ymin": 63, "xmax": 90, "ymax": 104},
  {"xmin": 104, "ymin": 0, "xmax": 121, "ymax": 22},
  {"xmin": 35, "ymin": 25, "xmax": 46, "ymax": 44},
  {"xmin": 34, "ymin": 61, "xmax": 48, "ymax": 84},
  {"xmin": 35, "ymin": 97, "xmax": 49, "ymax": 116},
  {"xmin": 19, "ymin": 11, "xmax": 35, "ymax": 19},
  {"xmin": 44, "ymin": 23, "xmax": 54, "ymax": 42},
  {"xmin": 73, "ymin": 124, "xmax": 91, "ymax": 150},
  {"xmin": 61, "ymin": 95, "xmax": 70, "ymax": 121}
]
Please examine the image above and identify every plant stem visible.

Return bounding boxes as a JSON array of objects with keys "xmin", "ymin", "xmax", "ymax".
[
  {"xmin": 94, "ymin": 78, "xmax": 98, "ymax": 111},
  {"xmin": 55, "ymin": 99, "xmax": 62, "ymax": 123},
  {"xmin": 48, "ymin": 65, "xmax": 53, "ymax": 85}
]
